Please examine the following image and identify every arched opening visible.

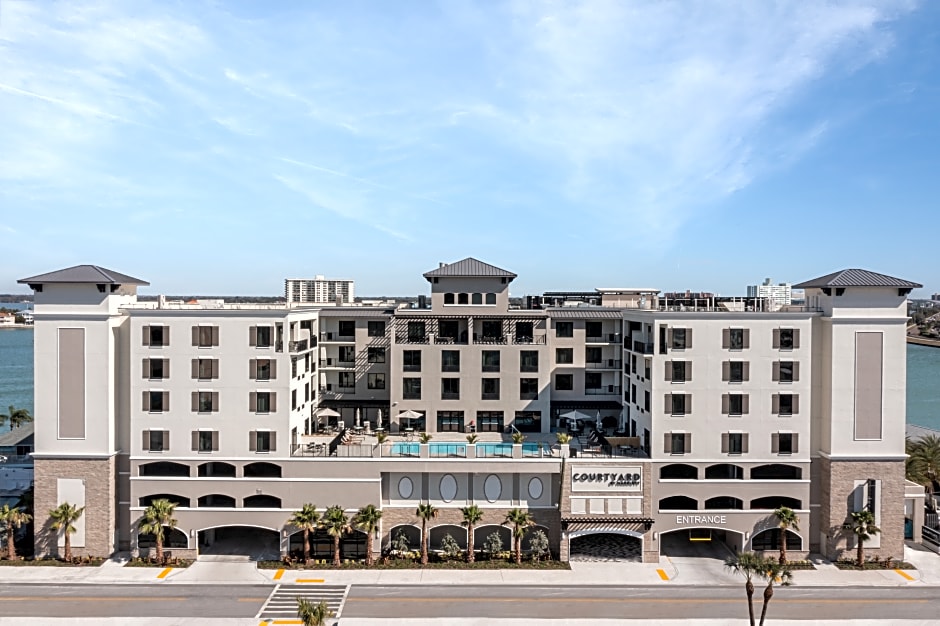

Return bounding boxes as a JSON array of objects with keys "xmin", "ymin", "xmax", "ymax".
[
  {"xmin": 387, "ymin": 524, "xmax": 421, "ymax": 555},
  {"xmin": 750, "ymin": 464, "xmax": 802, "ymax": 480},
  {"xmin": 704, "ymin": 496, "xmax": 743, "ymax": 510},
  {"xmin": 139, "ymin": 494, "xmax": 190, "ymax": 508},
  {"xmin": 751, "ymin": 528, "xmax": 802, "ymax": 552},
  {"xmin": 660, "ymin": 464, "xmax": 698, "ymax": 480},
  {"xmin": 429, "ymin": 524, "xmax": 467, "ymax": 551},
  {"xmin": 750, "ymin": 496, "xmax": 802, "ymax": 510},
  {"xmin": 198, "ymin": 462, "xmax": 236, "ymax": 478},
  {"xmin": 660, "ymin": 527, "xmax": 745, "ymax": 559},
  {"xmin": 197, "ymin": 525, "xmax": 279, "ymax": 560},
  {"xmin": 244, "ymin": 494, "xmax": 282, "ymax": 508},
  {"xmin": 139, "ymin": 461, "xmax": 190, "ymax": 477},
  {"xmin": 197, "ymin": 494, "xmax": 236, "ymax": 508},
  {"xmin": 243, "ymin": 462, "xmax": 282, "ymax": 478},
  {"xmin": 291, "ymin": 528, "xmax": 369, "ymax": 562},
  {"xmin": 138, "ymin": 527, "xmax": 188, "ymax": 555},
  {"xmin": 658, "ymin": 495, "xmax": 697, "ymax": 510},
  {"xmin": 704, "ymin": 464, "xmax": 743, "ymax": 480},
  {"xmin": 473, "ymin": 524, "xmax": 512, "ymax": 554},
  {"xmin": 569, "ymin": 531, "xmax": 641, "ymax": 562}
]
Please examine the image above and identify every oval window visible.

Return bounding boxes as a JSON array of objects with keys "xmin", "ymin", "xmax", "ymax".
[
  {"xmin": 484, "ymin": 474, "xmax": 502, "ymax": 502},
  {"xmin": 398, "ymin": 476, "xmax": 414, "ymax": 499},
  {"xmin": 440, "ymin": 474, "xmax": 458, "ymax": 502},
  {"xmin": 528, "ymin": 477, "xmax": 543, "ymax": 500}
]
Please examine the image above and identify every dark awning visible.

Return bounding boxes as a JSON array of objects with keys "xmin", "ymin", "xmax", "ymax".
[
  {"xmin": 562, "ymin": 518, "xmax": 654, "ymax": 533},
  {"xmin": 551, "ymin": 401, "xmax": 622, "ymax": 411}
]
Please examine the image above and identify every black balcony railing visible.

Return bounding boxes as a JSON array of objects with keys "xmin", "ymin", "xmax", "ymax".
[
  {"xmin": 289, "ymin": 339, "xmax": 308, "ymax": 352},
  {"xmin": 632, "ymin": 340, "xmax": 654, "ymax": 354},
  {"xmin": 586, "ymin": 385, "xmax": 622, "ymax": 395}
]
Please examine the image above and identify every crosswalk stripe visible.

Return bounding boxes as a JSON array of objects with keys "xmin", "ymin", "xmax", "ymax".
[{"xmin": 256, "ymin": 584, "xmax": 349, "ymax": 620}]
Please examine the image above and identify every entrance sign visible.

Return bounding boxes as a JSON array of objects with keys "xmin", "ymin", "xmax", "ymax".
[
  {"xmin": 676, "ymin": 514, "xmax": 727, "ymax": 525},
  {"xmin": 571, "ymin": 466, "xmax": 642, "ymax": 492}
]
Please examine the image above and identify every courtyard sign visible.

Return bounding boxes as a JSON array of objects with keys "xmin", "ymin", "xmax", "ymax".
[{"xmin": 570, "ymin": 466, "xmax": 642, "ymax": 492}]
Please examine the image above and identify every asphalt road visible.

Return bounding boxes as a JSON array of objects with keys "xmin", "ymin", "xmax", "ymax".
[{"xmin": 1, "ymin": 583, "xmax": 939, "ymax": 621}]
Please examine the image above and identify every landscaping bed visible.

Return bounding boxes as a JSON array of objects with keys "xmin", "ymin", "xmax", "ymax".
[
  {"xmin": 259, "ymin": 558, "xmax": 569, "ymax": 570},
  {"xmin": 834, "ymin": 559, "xmax": 915, "ymax": 570},
  {"xmin": 0, "ymin": 556, "xmax": 105, "ymax": 567},
  {"xmin": 124, "ymin": 556, "xmax": 194, "ymax": 568},
  {"xmin": 782, "ymin": 560, "xmax": 816, "ymax": 571}
]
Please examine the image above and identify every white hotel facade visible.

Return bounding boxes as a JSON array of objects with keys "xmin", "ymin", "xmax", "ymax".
[{"xmin": 19, "ymin": 259, "xmax": 922, "ymax": 564}]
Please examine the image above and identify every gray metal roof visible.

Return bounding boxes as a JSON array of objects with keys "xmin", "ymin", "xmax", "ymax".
[
  {"xmin": 18, "ymin": 265, "xmax": 149, "ymax": 286},
  {"xmin": 317, "ymin": 308, "xmax": 395, "ymax": 317},
  {"xmin": 794, "ymin": 269, "xmax": 921, "ymax": 289},
  {"xmin": 547, "ymin": 308, "xmax": 624, "ymax": 319},
  {"xmin": 423, "ymin": 258, "xmax": 517, "ymax": 280},
  {"xmin": 0, "ymin": 422, "xmax": 33, "ymax": 447}
]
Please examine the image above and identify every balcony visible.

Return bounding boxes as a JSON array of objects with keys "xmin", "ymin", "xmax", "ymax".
[
  {"xmin": 632, "ymin": 340, "xmax": 654, "ymax": 354},
  {"xmin": 396, "ymin": 334, "xmax": 429, "ymax": 344},
  {"xmin": 513, "ymin": 335, "xmax": 547, "ymax": 345},
  {"xmin": 289, "ymin": 339, "xmax": 309, "ymax": 353},
  {"xmin": 320, "ymin": 332, "xmax": 355, "ymax": 343},
  {"xmin": 434, "ymin": 335, "xmax": 468, "ymax": 345},
  {"xmin": 319, "ymin": 358, "xmax": 355, "ymax": 369},
  {"xmin": 586, "ymin": 385, "xmax": 622, "ymax": 395},
  {"xmin": 586, "ymin": 333, "xmax": 622, "ymax": 344},
  {"xmin": 586, "ymin": 359, "xmax": 622, "ymax": 370},
  {"xmin": 474, "ymin": 335, "xmax": 506, "ymax": 345}
]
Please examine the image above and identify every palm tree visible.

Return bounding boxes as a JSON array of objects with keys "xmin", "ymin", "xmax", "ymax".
[
  {"xmin": 137, "ymin": 498, "xmax": 178, "ymax": 564},
  {"xmin": 725, "ymin": 551, "xmax": 766, "ymax": 626},
  {"xmin": 503, "ymin": 508, "xmax": 535, "ymax": 565},
  {"xmin": 460, "ymin": 504, "xmax": 483, "ymax": 563},
  {"xmin": 850, "ymin": 509, "xmax": 881, "ymax": 567},
  {"xmin": 511, "ymin": 431, "xmax": 526, "ymax": 444},
  {"xmin": 466, "ymin": 433, "xmax": 479, "ymax": 444},
  {"xmin": 353, "ymin": 504, "xmax": 383, "ymax": 567},
  {"xmin": 49, "ymin": 502, "xmax": 85, "ymax": 561},
  {"xmin": 0, "ymin": 406, "xmax": 32, "ymax": 430},
  {"xmin": 288, "ymin": 503, "xmax": 321, "ymax": 564},
  {"xmin": 0, "ymin": 504, "xmax": 31, "ymax": 560},
  {"xmin": 773, "ymin": 506, "xmax": 800, "ymax": 564},
  {"xmin": 323, "ymin": 505, "xmax": 350, "ymax": 567},
  {"xmin": 907, "ymin": 434, "xmax": 940, "ymax": 505},
  {"xmin": 296, "ymin": 597, "xmax": 334, "ymax": 626},
  {"xmin": 756, "ymin": 558, "xmax": 793, "ymax": 626},
  {"xmin": 415, "ymin": 502, "xmax": 438, "ymax": 566},
  {"xmin": 418, "ymin": 432, "xmax": 432, "ymax": 444}
]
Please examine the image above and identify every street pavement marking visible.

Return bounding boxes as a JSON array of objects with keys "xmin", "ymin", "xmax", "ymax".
[
  {"xmin": 0, "ymin": 597, "xmax": 188, "ymax": 602},
  {"xmin": 273, "ymin": 568, "xmax": 285, "ymax": 580},
  {"xmin": 895, "ymin": 568, "xmax": 915, "ymax": 580},
  {"xmin": 156, "ymin": 567, "xmax": 173, "ymax": 579},
  {"xmin": 656, "ymin": 568, "xmax": 670, "ymax": 580},
  {"xmin": 296, "ymin": 578, "xmax": 325, "ymax": 583},
  {"xmin": 346, "ymin": 597, "xmax": 928, "ymax": 606},
  {"xmin": 271, "ymin": 621, "xmax": 302, "ymax": 625}
]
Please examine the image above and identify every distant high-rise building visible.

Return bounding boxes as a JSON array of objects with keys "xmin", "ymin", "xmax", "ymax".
[
  {"xmin": 747, "ymin": 278, "xmax": 792, "ymax": 309},
  {"xmin": 284, "ymin": 276, "xmax": 354, "ymax": 304}
]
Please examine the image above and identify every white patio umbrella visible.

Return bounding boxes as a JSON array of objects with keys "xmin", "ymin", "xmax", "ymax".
[
  {"xmin": 376, "ymin": 408, "xmax": 383, "ymax": 427},
  {"xmin": 397, "ymin": 409, "xmax": 423, "ymax": 429},
  {"xmin": 315, "ymin": 407, "xmax": 341, "ymax": 431},
  {"xmin": 561, "ymin": 409, "xmax": 593, "ymax": 422},
  {"xmin": 355, "ymin": 408, "xmax": 361, "ymax": 428}
]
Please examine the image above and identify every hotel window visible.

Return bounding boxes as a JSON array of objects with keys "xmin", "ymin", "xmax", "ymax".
[
  {"xmin": 723, "ymin": 361, "xmax": 749, "ymax": 383},
  {"xmin": 444, "ymin": 293, "xmax": 455, "ymax": 305},
  {"xmin": 723, "ymin": 328, "xmax": 749, "ymax": 350},
  {"xmin": 773, "ymin": 361, "xmax": 799, "ymax": 383},
  {"xmin": 482, "ymin": 350, "xmax": 500, "ymax": 372},
  {"xmin": 458, "ymin": 293, "xmax": 469, "ymax": 305},
  {"xmin": 338, "ymin": 372, "xmax": 355, "ymax": 388},
  {"xmin": 485, "ymin": 293, "xmax": 496, "ymax": 305},
  {"xmin": 250, "ymin": 391, "xmax": 275, "ymax": 413},
  {"xmin": 585, "ymin": 347, "xmax": 602, "ymax": 364},
  {"xmin": 407, "ymin": 321, "xmax": 426, "ymax": 342},
  {"xmin": 439, "ymin": 320, "xmax": 459, "ymax": 341},
  {"xmin": 481, "ymin": 378, "xmax": 500, "ymax": 400},
  {"xmin": 252, "ymin": 358, "xmax": 274, "ymax": 381},
  {"xmin": 368, "ymin": 373, "xmax": 386, "ymax": 390},
  {"xmin": 481, "ymin": 321, "xmax": 502, "ymax": 341},
  {"xmin": 441, "ymin": 350, "xmax": 460, "ymax": 372},
  {"xmin": 403, "ymin": 350, "xmax": 422, "ymax": 372},
  {"xmin": 251, "ymin": 431, "xmax": 274, "ymax": 453},
  {"xmin": 437, "ymin": 411, "xmax": 464, "ymax": 432},
  {"xmin": 773, "ymin": 393, "xmax": 798, "ymax": 416},
  {"xmin": 195, "ymin": 430, "xmax": 218, "ymax": 453},
  {"xmin": 143, "ymin": 325, "xmax": 168, "ymax": 347},
  {"xmin": 666, "ymin": 432, "xmax": 691, "ymax": 455},
  {"xmin": 144, "ymin": 391, "xmax": 169, "ymax": 413},
  {"xmin": 722, "ymin": 393, "xmax": 749, "ymax": 416},
  {"xmin": 723, "ymin": 432, "xmax": 747, "ymax": 455},
  {"xmin": 368, "ymin": 347, "xmax": 386, "ymax": 363},
  {"xmin": 292, "ymin": 389, "xmax": 297, "ymax": 410},
  {"xmin": 249, "ymin": 326, "xmax": 273, "ymax": 348},
  {"xmin": 670, "ymin": 328, "xmax": 691, "ymax": 350},
  {"xmin": 441, "ymin": 378, "xmax": 460, "ymax": 400},
  {"xmin": 192, "ymin": 358, "xmax": 219, "ymax": 381},
  {"xmin": 339, "ymin": 346, "xmax": 355, "ymax": 363},
  {"xmin": 403, "ymin": 377, "xmax": 422, "ymax": 400},
  {"xmin": 472, "ymin": 293, "xmax": 483, "ymax": 305},
  {"xmin": 338, "ymin": 321, "xmax": 355, "ymax": 337},
  {"xmin": 291, "ymin": 358, "xmax": 298, "ymax": 378},
  {"xmin": 514, "ymin": 411, "xmax": 541, "ymax": 432},
  {"xmin": 477, "ymin": 411, "xmax": 504, "ymax": 432},
  {"xmin": 556, "ymin": 348, "xmax": 573, "ymax": 364},
  {"xmin": 145, "ymin": 430, "xmax": 168, "ymax": 452},
  {"xmin": 520, "ymin": 378, "xmax": 538, "ymax": 400},
  {"xmin": 644, "ymin": 390, "xmax": 650, "ymax": 412},
  {"xmin": 644, "ymin": 359, "xmax": 651, "ymax": 379},
  {"xmin": 666, "ymin": 361, "xmax": 690, "ymax": 382},
  {"xmin": 520, "ymin": 351, "xmax": 538, "ymax": 372},
  {"xmin": 631, "ymin": 384, "xmax": 637, "ymax": 403},
  {"xmin": 665, "ymin": 393, "xmax": 691, "ymax": 416},
  {"xmin": 772, "ymin": 432, "xmax": 798, "ymax": 455},
  {"xmin": 193, "ymin": 325, "xmax": 219, "ymax": 348},
  {"xmin": 773, "ymin": 328, "xmax": 800, "ymax": 350},
  {"xmin": 367, "ymin": 321, "xmax": 386, "ymax": 337},
  {"xmin": 143, "ymin": 358, "xmax": 168, "ymax": 380},
  {"xmin": 515, "ymin": 321, "xmax": 534, "ymax": 342},
  {"xmin": 585, "ymin": 321, "xmax": 603, "ymax": 339},
  {"xmin": 192, "ymin": 391, "xmax": 218, "ymax": 413},
  {"xmin": 555, "ymin": 374, "xmax": 573, "ymax": 391},
  {"xmin": 555, "ymin": 321, "xmax": 573, "ymax": 338},
  {"xmin": 585, "ymin": 372, "xmax": 602, "ymax": 390}
]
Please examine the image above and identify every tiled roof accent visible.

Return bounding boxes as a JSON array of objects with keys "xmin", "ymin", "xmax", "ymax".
[
  {"xmin": 794, "ymin": 269, "xmax": 921, "ymax": 289},
  {"xmin": 423, "ymin": 258, "xmax": 517, "ymax": 279},
  {"xmin": 18, "ymin": 265, "xmax": 149, "ymax": 286},
  {"xmin": 547, "ymin": 308, "xmax": 624, "ymax": 319}
]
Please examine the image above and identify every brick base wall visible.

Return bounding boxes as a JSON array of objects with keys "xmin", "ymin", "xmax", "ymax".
[{"xmin": 34, "ymin": 457, "xmax": 116, "ymax": 559}]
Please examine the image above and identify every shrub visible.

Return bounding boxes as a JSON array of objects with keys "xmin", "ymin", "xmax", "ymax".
[{"xmin": 483, "ymin": 532, "xmax": 504, "ymax": 560}]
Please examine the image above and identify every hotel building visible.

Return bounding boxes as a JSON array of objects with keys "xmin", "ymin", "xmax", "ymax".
[
  {"xmin": 284, "ymin": 276, "xmax": 355, "ymax": 305},
  {"xmin": 19, "ymin": 260, "xmax": 922, "ymax": 564}
]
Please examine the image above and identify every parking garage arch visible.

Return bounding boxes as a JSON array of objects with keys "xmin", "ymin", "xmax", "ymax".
[{"xmin": 197, "ymin": 524, "xmax": 280, "ymax": 560}]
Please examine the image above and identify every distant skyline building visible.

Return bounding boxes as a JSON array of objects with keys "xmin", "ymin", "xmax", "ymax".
[
  {"xmin": 284, "ymin": 276, "xmax": 355, "ymax": 304},
  {"xmin": 747, "ymin": 278, "xmax": 792, "ymax": 309}
]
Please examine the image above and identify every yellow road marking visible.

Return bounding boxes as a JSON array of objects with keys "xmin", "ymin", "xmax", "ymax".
[
  {"xmin": 656, "ymin": 569, "xmax": 669, "ymax": 580},
  {"xmin": 296, "ymin": 578, "xmax": 325, "ymax": 583},
  {"xmin": 156, "ymin": 567, "xmax": 173, "ymax": 579},
  {"xmin": 273, "ymin": 568, "xmax": 285, "ymax": 580},
  {"xmin": 271, "ymin": 621, "xmax": 303, "ymax": 624},
  {"xmin": 895, "ymin": 568, "xmax": 915, "ymax": 580}
]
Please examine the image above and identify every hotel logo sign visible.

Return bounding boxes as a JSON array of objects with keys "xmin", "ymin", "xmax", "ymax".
[{"xmin": 570, "ymin": 466, "xmax": 642, "ymax": 492}]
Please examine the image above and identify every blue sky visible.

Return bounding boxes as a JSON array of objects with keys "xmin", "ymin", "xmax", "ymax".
[{"xmin": 2, "ymin": 0, "xmax": 938, "ymax": 298}]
